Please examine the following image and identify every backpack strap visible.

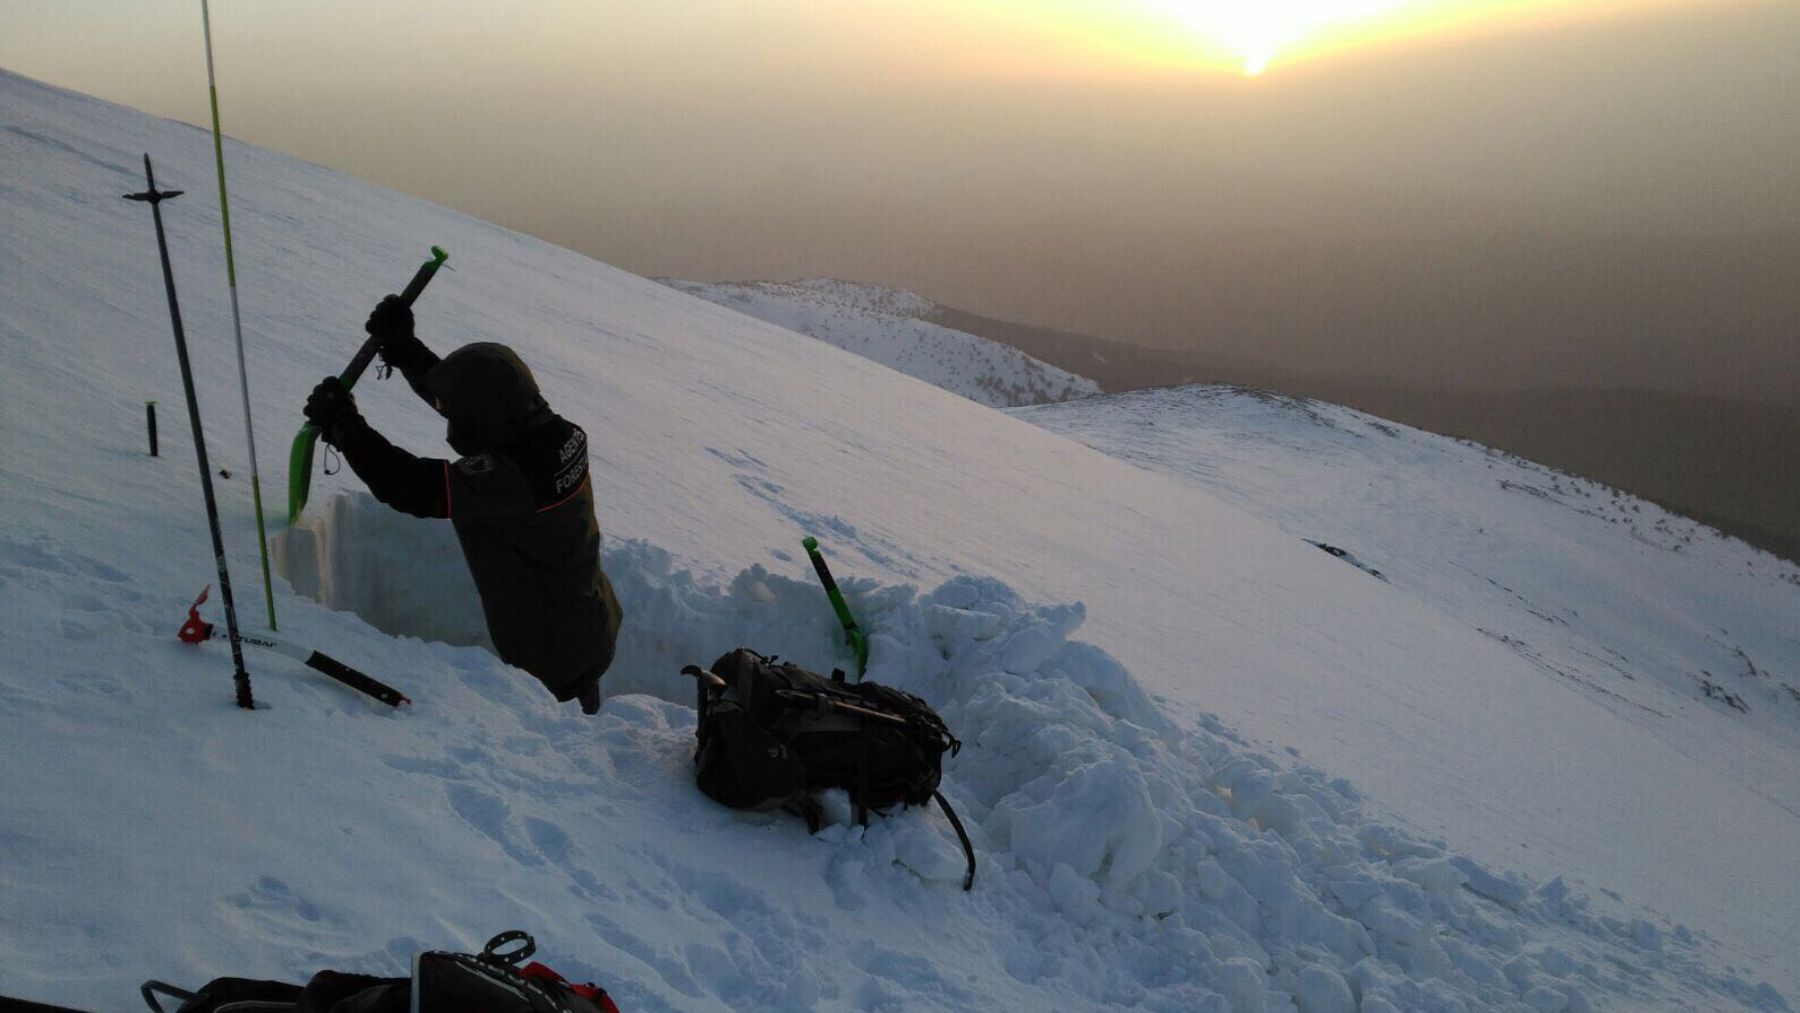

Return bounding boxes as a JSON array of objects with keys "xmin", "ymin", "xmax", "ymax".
[
  {"xmin": 141, "ymin": 979, "xmax": 304, "ymax": 1013},
  {"xmin": 854, "ymin": 721, "xmax": 871, "ymax": 827},
  {"xmin": 933, "ymin": 791, "xmax": 976, "ymax": 892},
  {"xmin": 141, "ymin": 982, "xmax": 198, "ymax": 1013}
]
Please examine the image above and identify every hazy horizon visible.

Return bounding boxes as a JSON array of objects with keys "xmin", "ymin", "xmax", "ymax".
[{"xmin": 5, "ymin": 0, "xmax": 1796, "ymax": 403}]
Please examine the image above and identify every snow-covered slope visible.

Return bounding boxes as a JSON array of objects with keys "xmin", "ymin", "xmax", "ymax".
[
  {"xmin": 1018, "ymin": 385, "xmax": 1800, "ymax": 743},
  {"xmin": 3, "ymin": 69, "xmax": 1797, "ymax": 1012},
  {"xmin": 659, "ymin": 278, "xmax": 1100, "ymax": 408}
]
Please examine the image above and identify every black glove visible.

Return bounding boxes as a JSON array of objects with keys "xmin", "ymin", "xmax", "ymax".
[
  {"xmin": 304, "ymin": 376, "xmax": 361, "ymax": 443},
  {"xmin": 365, "ymin": 294, "xmax": 414, "ymax": 344},
  {"xmin": 366, "ymin": 294, "xmax": 431, "ymax": 373}
]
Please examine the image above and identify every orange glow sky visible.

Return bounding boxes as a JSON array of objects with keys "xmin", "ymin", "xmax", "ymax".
[
  {"xmin": 924, "ymin": 0, "xmax": 1696, "ymax": 77},
  {"xmin": 2, "ymin": 0, "xmax": 1795, "ymax": 401}
]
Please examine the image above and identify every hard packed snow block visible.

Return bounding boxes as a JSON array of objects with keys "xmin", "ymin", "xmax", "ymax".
[{"xmin": 273, "ymin": 491, "xmax": 490, "ymax": 650}]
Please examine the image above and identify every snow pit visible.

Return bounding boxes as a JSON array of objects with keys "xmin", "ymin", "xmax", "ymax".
[{"xmin": 273, "ymin": 491, "xmax": 861, "ymax": 705}]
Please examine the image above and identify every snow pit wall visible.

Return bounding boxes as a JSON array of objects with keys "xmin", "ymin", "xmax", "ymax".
[{"xmin": 274, "ymin": 492, "xmax": 492, "ymax": 652}]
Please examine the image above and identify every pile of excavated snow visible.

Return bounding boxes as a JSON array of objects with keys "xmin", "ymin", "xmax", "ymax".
[
  {"xmin": 661, "ymin": 278, "xmax": 1099, "ymax": 408},
  {"xmin": 259, "ymin": 491, "xmax": 1782, "ymax": 1012}
]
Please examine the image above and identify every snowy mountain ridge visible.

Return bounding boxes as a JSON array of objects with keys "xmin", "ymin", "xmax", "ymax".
[
  {"xmin": 659, "ymin": 277, "xmax": 1100, "ymax": 408},
  {"xmin": 1019, "ymin": 385, "xmax": 1800, "ymax": 744},
  {"xmin": 2, "ymin": 68, "xmax": 1797, "ymax": 1012}
]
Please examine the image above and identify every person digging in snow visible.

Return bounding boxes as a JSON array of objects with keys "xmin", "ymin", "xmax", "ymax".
[{"xmin": 304, "ymin": 296, "xmax": 622, "ymax": 713}]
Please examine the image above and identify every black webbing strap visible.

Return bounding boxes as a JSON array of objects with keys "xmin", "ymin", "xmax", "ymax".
[
  {"xmin": 140, "ymin": 981, "xmax": 198, "ymax": 1013},
  {"xmin": 854, "ymin": 725, "xmax": 871, "ymax": 828},
  {"xmin": 933, "ymin": 791, "xmax": 976, "ymax": 891}
]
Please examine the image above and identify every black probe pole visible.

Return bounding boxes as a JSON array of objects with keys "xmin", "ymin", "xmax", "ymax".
[{"xmin": 126, "ymin": 154, "xmax": 254, "ymax": 709}]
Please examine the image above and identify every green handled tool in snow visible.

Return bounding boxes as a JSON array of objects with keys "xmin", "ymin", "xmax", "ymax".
[
  {"xmin": 286, "ymin": 245, "xmax": 447, "ymax": 523},
  {"xmin": 803, "ymin": 535, "xmax": 869, "ymax": 680}
]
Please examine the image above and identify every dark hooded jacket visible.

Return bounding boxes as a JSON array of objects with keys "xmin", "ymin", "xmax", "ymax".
[{"xmin": 326, "ymin": 341, "xmax": 622, "ymax": 700}]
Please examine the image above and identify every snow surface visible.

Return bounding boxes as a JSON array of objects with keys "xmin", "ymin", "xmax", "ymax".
[
  {"xmin": 659, "ymin": 278, "xmax": 1100, "ymax": 408},
  {"xmin": 2, "ymin": 68, "xmax": 1796, "ymax": 1012}
]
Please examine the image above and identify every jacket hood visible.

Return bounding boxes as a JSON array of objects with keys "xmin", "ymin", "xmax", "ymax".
[{"xmin": 427, "ymin": 343, "xmax": 552, "ymax": 455}]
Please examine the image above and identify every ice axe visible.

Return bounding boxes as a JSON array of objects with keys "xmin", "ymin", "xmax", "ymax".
[
  {"xmin": 286, "ymin": 245, "xmax": 448, "ymax": 522},
  {"xmin": 803, "ymin": 536, "xmax": 869, "ymax": 680}
]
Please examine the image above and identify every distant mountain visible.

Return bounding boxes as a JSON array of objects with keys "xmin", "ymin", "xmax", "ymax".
[
  {"xmin": 669, "ymin": 278, "xmax": 1800, "ymax": 564},
  {"xmin": 1016, "ymin": 383, "xmax": 1800, "ymax": 741},
  {"xmin": 659, "ymin": 278, "xmax": 1100, "ymax": 408},
  {"xmin": 924, "ymin": 302, "xmax": 1320, "ymax": 394},
  {"xmin": 1315, "ymin": 385, "xmax": 1800, "ymax": 567}
]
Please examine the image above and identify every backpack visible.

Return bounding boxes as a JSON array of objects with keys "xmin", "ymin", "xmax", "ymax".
[
  {"xmin": 135, "ymin": 931, "xmax": 620, "ymax": 1013},
  {"xmin": 686, "ymin": 648, "xmax": 976, "ymax": 890}
]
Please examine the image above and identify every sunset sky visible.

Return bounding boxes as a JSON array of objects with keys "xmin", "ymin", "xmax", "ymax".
[{"xmin": 4, "ymin": 1, "xmax": 1796, "ymax": 399}]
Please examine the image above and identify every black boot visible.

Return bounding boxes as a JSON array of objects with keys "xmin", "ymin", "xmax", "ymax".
[{"xmin": 577, "ymin": 680, "xmax": 602, "ymax": 715}]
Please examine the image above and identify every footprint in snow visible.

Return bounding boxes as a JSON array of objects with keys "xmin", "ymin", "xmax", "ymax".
[
  {"xmin": 218, "ymin": 876, "xmax": 346, "ymax": 943},
  {"xmin": 444, "ymin": 783, "xmax": 542, "ymax": 868},
  {"xmin": 523, "ymin": 817, "xmax": 617, "ymax": 904},
  {"xmin": 0, "ymin": 533, "xmax": 133, "ymax": 583}
]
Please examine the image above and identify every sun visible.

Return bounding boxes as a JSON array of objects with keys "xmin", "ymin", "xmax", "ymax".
[{"xmin": 1162, "ymin": 0, "xmax": 1435, "ymax": 75}]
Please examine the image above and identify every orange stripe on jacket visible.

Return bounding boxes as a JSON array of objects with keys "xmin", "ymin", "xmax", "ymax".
[{"xmin": 538, "ymin": 474, "xmax": 590, "ymax": 514}]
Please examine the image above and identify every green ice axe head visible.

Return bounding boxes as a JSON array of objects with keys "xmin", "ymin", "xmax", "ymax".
[{"xmin": 402, "ymin": 246, "xmax": 449, "ymax": 303}]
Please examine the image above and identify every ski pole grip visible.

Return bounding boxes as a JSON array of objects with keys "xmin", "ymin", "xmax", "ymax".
[{"xmin": 304, "ymin": 650, "xmax": 409, "ymax": 707}]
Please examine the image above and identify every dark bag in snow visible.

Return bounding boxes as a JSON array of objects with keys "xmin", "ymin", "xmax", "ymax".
[
  {"xmin": 686, "ymin": 647, "xmax": 976, "ymax": 890},
  {"xmin": 0, "ymin": 997, "xmax": 109, "ymax": 1013},
  {"xmin": 137, "ymin": 931, "xmax": 619, "ymax": 1013},
  {"xmin": 139, "ymin": 978, "xmax": 303, "ymax": 1013}
]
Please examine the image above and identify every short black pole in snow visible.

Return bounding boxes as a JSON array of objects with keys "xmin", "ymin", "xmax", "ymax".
[
  {"xmin": 126, "ymin": 154, "xmax": 254, "ymax": 710},
  {"xmin": 146, "ymin": 400, "xmax": 159, "ymax": 456}
]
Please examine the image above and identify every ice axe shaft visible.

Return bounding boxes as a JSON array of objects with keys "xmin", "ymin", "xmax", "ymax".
[
  {"xmin": 338, "ymin": 245, "xmax": 449, "ymax": 389},
  {"xmin": 286, "ymin": 246, "xmax": 448, "ymax": 523},
  {"xmin": 803, "ymin": 536, "xmax": 869, "ymax": 680}
]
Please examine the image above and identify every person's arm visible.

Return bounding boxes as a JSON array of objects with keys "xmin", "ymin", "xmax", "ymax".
[
  {"xmin": 330, "ymin": 417, "xmax": 450, "ymax": 519},
  {"xmin": 306, "ymin": 377, "xmax": 448, "ymax": 519}
]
